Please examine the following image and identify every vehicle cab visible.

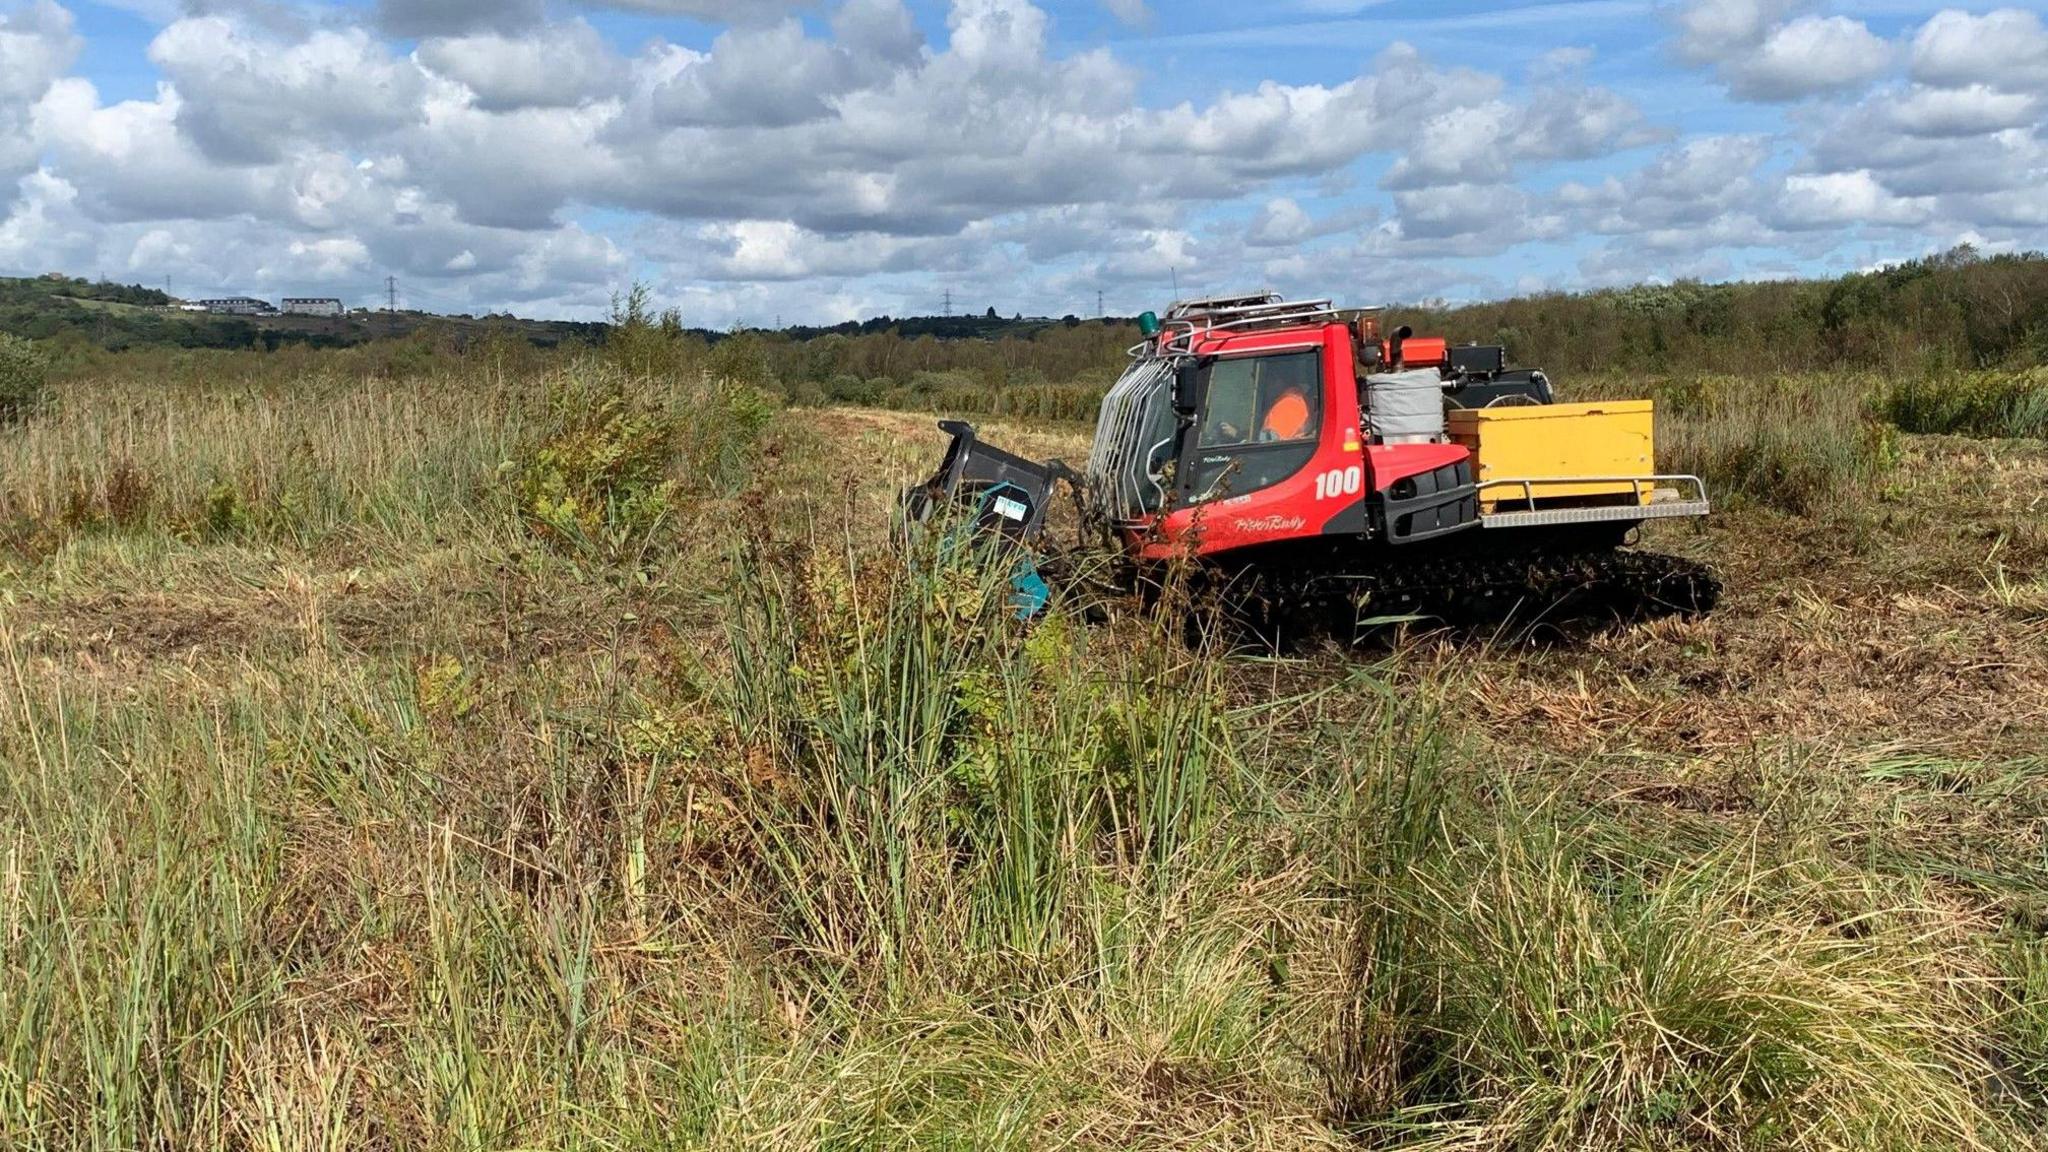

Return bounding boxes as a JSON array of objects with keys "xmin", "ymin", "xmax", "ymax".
[{"xmin": 1086, "ymin": 294, "xmax": 1483, "ymax": 562}]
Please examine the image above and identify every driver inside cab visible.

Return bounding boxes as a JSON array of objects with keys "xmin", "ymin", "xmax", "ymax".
[
  {"xmin": 1259, "ymin": 387, "xmax": 1310, "ymax": 441},
  {"xmin": 1201, "ymin": 352, "xmax": 1321, "ymax": 447}
]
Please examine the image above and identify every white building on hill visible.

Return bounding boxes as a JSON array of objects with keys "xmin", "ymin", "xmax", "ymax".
[{"xmin": 198, "ymin": 297, "xmax": 276, "ymax": 315}]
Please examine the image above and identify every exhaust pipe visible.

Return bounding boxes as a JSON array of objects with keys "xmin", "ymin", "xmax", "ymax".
[{"xmin": 1388, "ymin": 324, "xmax": 1415, "ymax": 370}]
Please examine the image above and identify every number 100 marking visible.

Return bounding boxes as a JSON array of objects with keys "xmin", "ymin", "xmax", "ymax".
[{"xmin": 1315, "ymin": 466, "xmax": 1363, "ymax": 500}]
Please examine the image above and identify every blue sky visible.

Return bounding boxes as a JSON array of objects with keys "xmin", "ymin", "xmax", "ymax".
[{"xmin": 0, "ymin": 0, "xmax": 2042, "ymax": 323}]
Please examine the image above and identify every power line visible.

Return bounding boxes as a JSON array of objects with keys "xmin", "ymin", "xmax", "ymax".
[{"xmin": 942, "ymin": 288, "xmax": 952, "ymax": 318}]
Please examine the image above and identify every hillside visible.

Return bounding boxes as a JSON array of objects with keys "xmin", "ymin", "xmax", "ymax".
[{"xmin": 0, "ymin": 274, "xmax": 605, "ymax": 355}]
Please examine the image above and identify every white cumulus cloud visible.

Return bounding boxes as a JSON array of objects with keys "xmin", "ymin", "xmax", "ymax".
[
  {"xmin": 1774, "ymin": 170, "xmax": 1934, "ymax": 230},
  {"xmin": 416, "ymin": 21, "xmax": 625, "ymax": 111},
  {"xmin": 1725, "ymin": 15, "xmax": 1891, "ymax": 101},
  {"xmin": 1673, "ymin": 0, "xmax": 1891, "ymax": 102},
  {"xmin": 0, "ymin": 0, "xmax": 2039, "ymax": 324},
  {"xmin": 1910, "ymin": 8, "xmax": 2048, "ymax": 94},
  {"xmin": 0, "ymin": 0, "xmax": 79, "ymax": 206}
]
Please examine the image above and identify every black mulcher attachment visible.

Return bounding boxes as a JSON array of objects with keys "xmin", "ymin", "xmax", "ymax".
[
  {"xmin": 905, "ymin": 420, "xmax": 1071, "ymax": 544},
  {"xmin": 904, "ymin": 421, "xmax": 1080, "ymax": 619}
]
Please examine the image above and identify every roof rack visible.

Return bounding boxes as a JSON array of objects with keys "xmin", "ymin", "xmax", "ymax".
[{"xmin": 1139, "ymin": 290, "xmax": 1379, "ymax": 358}]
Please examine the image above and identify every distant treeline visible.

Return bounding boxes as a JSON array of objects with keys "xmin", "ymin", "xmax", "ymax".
[
  {"xmin": 752, "ymin": 246, "xmax": 2048, "ymax": 402},
  {"xmin": 1404, "ymin": 247, "xmax": 2048, "ymax": 378},
  {"xmin": 744, "ymin": 247, "xmax": 2048, "ymax": 420},
  {"xmin": 10, "ymin": 247, "xmax": 2045, "ymax": 403}
]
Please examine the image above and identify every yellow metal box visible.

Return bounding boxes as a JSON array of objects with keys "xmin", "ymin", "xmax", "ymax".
[{"xmin": 1448, "ymin": 400, "xmax": 1655, "ymax": 509}]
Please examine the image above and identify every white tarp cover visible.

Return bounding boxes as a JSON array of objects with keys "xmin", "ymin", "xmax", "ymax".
[{"xmin": 1365, "ymin": 369, "xmax": 1446, "ymax": 442}]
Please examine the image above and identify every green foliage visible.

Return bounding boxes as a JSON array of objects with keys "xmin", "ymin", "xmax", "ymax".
[
  {"xmin": 507, "ymin": 361, "xmax": 777, "ymax": 560},
  {"xmin": 0, "ymin": 273, "xmax": 170, "ymax": 307},
  {"xmin": 750, "ymin": 319, "xmax": 1140, "ymax": 414},
  {"xmin": 605, "ymin": 283, "xmax": 703, "ymax": 381},
  {"xmin": 1407, "ymin": 247, "xmax": 2048, "ymax": 377},
  {"xmin": 0, "ymin": 332, "xmax": 48, "ymax": 423},
  {"xmin": 707, "ymin": 331, "xmax": 773, "ymax": 388},
  {"xmin": 785, "ymin": 377, "xmax": 828, "ymax": 407},
  {"xmin": 203, "ymin": 476, "xmax": 250, "ymax": 537},
  {"xmin": 683, "ymin": 378, "xmax": 778, "ymax": 496},
  {"xmin": 1882, "ymin": 368, "xmax": 2048, "ymax": 439},
  {"xmin": 825, "ymin": 374, "xmax": 883, "ymax": 405},
  {"xmin": 512, "ymin": 369, "xmax": 682, "ymax": 561},
  {"xmin": 9, "ymin": 251, "xmax": 2048, "ymax": 412},
  {"xmin": 0, "ymin": 274, "xmax": 604, "ymax": 361},
  {"xmin": 719, "ymin": 249, "xmax": 2048, "ymax": 426}
]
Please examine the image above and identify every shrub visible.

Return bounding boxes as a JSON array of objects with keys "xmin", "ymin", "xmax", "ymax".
[
  {"xmin": 707, "ymin": 332, "xmax": 773, "ymax": 389},
  {"xmin": 509, "ymin": 364, "xmax": 777, "ymax": 557},
  {"xmin": 203, "ymin": 476, "xmax": 250, "ymax": 537},
  {"xmin": 905, "ymin": 369, "xmax": 977, "ymax": 397},
  {"xmin": 605, "ymin": 283, "xmax": 702, "ymax": 381},
  {"xmin": 680, "ymin": 378, "xmax": 777, "ymax": 496},
  {"xmin": 512, "ymin": 369, "xmax": 681, "ymax": 561},
  {"xmin": 0, "ymin": 332, "xmax": 48, "ymax": 424},
  {"xmin": 785, "ymin": 378, "xmax": 827, "ymax": 408},
  {"xmin": 825, "ymin": 374, "xmax": 884, "ymax": 406},
  {"xmin": 1881, "ymin": 369, "xmax": 2048, "ymax": 439}
]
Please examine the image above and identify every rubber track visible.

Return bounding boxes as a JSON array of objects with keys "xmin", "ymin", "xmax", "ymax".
[{"xmin": 1268, "ymin": 548, "xmax": 1723, "ymax": 635}]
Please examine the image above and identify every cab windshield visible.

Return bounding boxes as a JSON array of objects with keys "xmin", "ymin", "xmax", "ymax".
[{"xmin": 1199, "ymin": 352, "xmax": 1322, "ymax": 449}]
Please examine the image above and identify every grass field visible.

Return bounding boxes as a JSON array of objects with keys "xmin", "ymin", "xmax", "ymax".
[{"xmin": 2, "ymin": 359, "xmax": 2046, "ymax": 1149}]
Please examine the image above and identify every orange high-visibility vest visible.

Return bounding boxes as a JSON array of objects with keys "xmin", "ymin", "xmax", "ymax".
[{"xmin": 1262, "ymin": 390, "xmax": 1310, "ymax": 440}]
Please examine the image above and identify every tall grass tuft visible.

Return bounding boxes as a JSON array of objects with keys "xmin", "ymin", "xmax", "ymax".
[
  {"xmin": 1574, "ymin": 374, "xmax": 1896, "ymax": 514},
  {"xmin": 724, "ymin": 520, "xmax": 1223, "ymax": 990},
  {"xmin": 1330, "ymin": 787, "xmax": 2012, "ymax": 1151},
  {"xmin": 1881, "ymin": 368, "xmax": 2048, "ymax": 440},
  {"xmin": 1998, "ymin": 937, "xmax": 2048, "ymax": 1107}
]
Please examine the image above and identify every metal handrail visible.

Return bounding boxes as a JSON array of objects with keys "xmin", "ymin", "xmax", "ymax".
[
  {"xmin": 1168, "ymin": 296, "xmax": 1330, "ymax": 321},
  {"xmin": 1476, "ymin": 474, "xmax": 1709, "ymax": 507},
  {"xmin": 1153, "ymin": 312, "xmax": 1352, "ymax": 357},
  {"xmin": 1129, "ymin": 294, "xmax": 1380, "ymax": 359},
  {"xmin": 1141, "ymin": 433, "xmax": 1176, "ymax": 512}
]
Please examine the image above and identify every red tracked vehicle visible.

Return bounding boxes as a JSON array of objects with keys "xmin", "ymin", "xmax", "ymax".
[{"xmin": 914, "ymin": 292, "xmax": 1719, "ymax": 626}]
